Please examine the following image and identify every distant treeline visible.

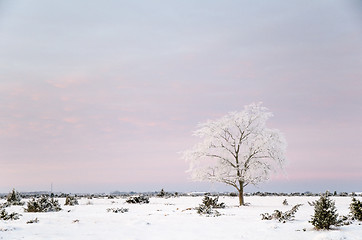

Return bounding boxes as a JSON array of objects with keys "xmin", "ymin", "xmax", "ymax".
[{"xmin": 0, "ymin": 190, "xmax": 361, "ymax": 199}]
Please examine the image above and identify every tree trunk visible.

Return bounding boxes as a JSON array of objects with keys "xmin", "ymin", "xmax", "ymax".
[{"xmin": 238, "ymin": 185, "xmax": 244, "ymax": 206}]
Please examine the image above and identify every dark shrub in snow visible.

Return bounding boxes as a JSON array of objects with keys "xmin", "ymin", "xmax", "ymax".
[
  {"xmin": 6, "ymin": 188, "xmax": 24, "ymax": 206},
  {"xmin": 157, "ymin": 189, "xmax": 167, "ymax": 197},
  {"xmin": 197, "ymin": 196, "xmax": 225, "ymax": 217},
  {"xmin": 200, "ymin": 196, "xmax": 225, "ymax": 209},
  {"xmin": 261, "ymin": 204, "xmax": 302, "ymax": 222},
  {"xmin": 126, "ymin": 196, "xmax": 149, "ymax": 204},
  {"xmin": 0, "ymin": 209, "xmax": 21, "ymax": 220},
  {"xmin": 65, "ymin": 195, "xmax": 79, "ymax": 206},
  {"xmin": 25, "ymin": 195, "xmax": 62, "ymax": 212},
  {"xmin": 107, "ymin": 207, "xmax": 129, "ymax": 213},
  {"xmin": 350, "ymin": 197, "xmax": 362, "ymax": 221},
  {"xmin": 310, "ymin": 192, "xmax": 341, "ymax": 230},
  {"xmin": 26, "ymin": 218, "xmax": 39, "ymax": 224}
]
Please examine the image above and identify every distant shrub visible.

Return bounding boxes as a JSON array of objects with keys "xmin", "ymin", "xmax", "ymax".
[
  {"xmin": 310, "ymin": 192, "xmax": 341, "ymax": 230},
  {"xmin": 6, "ymin": 189, "xmax": 24, "ymax": 206},
  {"xmin": 196, "ymin": 196, "xmax": 225, "ymax": 217},
  {"xmin": 261, "ymin": 204, "xmax": 302, "ymax": 223},
  {"xmin": 0, "ymin": 209, "xmax": 21, "ymax": 220},
  {"xmin": 282, "ymin": 199, "xmax": 288, "ymax": 206},
  {"xmin": 126, "ymin": 196, "xmax": 149, "ymax": 204},
  {"xmin": 157, "ymin": 189, "xmax": 166, "ymax": 197},
  {"xmin": 229, "ymin": 192, "xmax": 238, "ymax": 197},
  {"xmin": 107, "ymin": 207, "xmax": 129, "ymax": 213},
  {"xmin": 25, "ymin": 195, "xmax": 62, "ymax": 212},
  {"xmin": 350, "ymin": 197, "xmax": 362, "ymax": 221},
  {"xmin": 26, "ymin": 218, "xmax": 39, "ymax": 224},
  {"xmin": 65, "ymin": 195, "xmax": 79, "ymax": 206}
]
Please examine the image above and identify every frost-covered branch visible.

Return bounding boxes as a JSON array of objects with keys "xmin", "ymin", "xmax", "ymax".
[{"xmin": 182, "ymin": 103, "xmax": 287, "ymax": 205}]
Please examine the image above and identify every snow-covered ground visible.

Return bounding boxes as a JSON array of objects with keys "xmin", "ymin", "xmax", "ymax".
[{"xmin": 1, "ymin": 196, "xmax": 361, "ymax": 240}]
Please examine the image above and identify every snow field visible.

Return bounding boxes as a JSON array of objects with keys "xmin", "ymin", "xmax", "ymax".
[{"xmin": 1, "ymin": 196, "xmax": 361, "ymax": 240}]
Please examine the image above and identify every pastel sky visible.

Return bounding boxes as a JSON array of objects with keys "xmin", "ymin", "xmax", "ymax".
[{"xmin": 1, "ymin": 1, "xmax": 361, "ymax": 194}]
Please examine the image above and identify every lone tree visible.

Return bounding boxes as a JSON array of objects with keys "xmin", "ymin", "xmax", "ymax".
[{"xmin": 182, "ymin": 103, "xmax": 287, "ymax": 205}]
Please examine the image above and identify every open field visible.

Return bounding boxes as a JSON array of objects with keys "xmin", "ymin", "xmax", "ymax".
[{"xmin": 1, "ymin": 196, "xmax": 361, "ymax": 240}]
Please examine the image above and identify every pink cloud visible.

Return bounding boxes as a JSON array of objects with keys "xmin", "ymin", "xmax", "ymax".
[
  {"xmin": 63, "ymin": 117, "xmax": 80, "ymax": 124},
  {"xmin": 0, "ymin": 123, "xmax": 18, "ymax": 137},
  {"xmin": 118, "ymin": 117, "xmax": 159, "ymax": 128},
  {"xmin": 48, "ymin": 74, "xmax": 88, "ymax": 89}
]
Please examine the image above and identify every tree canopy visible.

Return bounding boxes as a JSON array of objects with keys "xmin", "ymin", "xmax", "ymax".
[{"xmin": 183, "ymin": 103, "xmax": 287, "ymax": 205}]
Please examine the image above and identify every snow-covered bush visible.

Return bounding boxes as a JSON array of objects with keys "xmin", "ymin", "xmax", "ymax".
[
  {"xmin": 310, "ymin": 192, "xmax": 341, "ymax": 230},
  {"xmin": 65, "ymin": 195, "xmax": 79, "ymax": 206},
  {"xmin": 0, "ymin": 209, "xmax": 21, "ymax": 220},
  {"xmin": 157, "ymin": 189, "xmax": 168, "ymax": 197},
  {"xmin": 6, "ymin": 189, "xmax": 24, "ymax": 206},
  {"xmin": 26, "ymin": 218, "xmax": 39, "ymax": 224},
  {"xmin": 126, "ymin": 196, "xmax": 149, "ymax": 204},
  {"xmin": 196, "ymin": 196, "xmax": 225, "ymax": 217},
  {"xmin": 350, "ymin": 197, "xmax": 362, "ymax": 221},
  {"xmin": 261, "ymin": 204, "xmax": 302, "ymax": 223},
  {"xmin": 25, "ymin": 195, "xmax": 62, "ymax": 212},
  {"xmin": 201, "ymin": 196, "xmax": 225, "ymax": 209},
  {"xmin": 107, "ymin": 207, "xmax": 129, "ymax": 213}
]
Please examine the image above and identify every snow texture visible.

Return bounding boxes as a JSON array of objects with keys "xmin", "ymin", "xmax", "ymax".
[{"xmin": 0, "ymin": 196, "xmax": 361, "ymax": 240}]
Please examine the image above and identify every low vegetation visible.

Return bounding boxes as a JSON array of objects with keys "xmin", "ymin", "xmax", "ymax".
[
  {"xmin": 126, "ymin": 196, "xmax": 149, "ymax": 204},
  {"xmin": 26, "ymin": 218, "xmax": 39, "ymax": 224},
  {"xmin": 107, "ymin": 207, "xmax": 129, "ymax": 213},
  {"xmin": 0, "ymin": 209, "xmax": 21, "ymax": 221},
  {"xmin": 25, "ymin": 195, "xmax": 62, "ymax": 212},
  {"xmin": 65, "ymin": 195, "xmax": 79, "ymax": 206},
  {"xmin": 197, "ymin": 196, "xmax": 225, "ymax": 217},
  {"xmin": 261, "ymin": 204, "xmax": 303, "ymax": 222},
  {"xmin": 309, "ymin": 192, "xmax": 341, "ymax": 230},
  {"xmin": 2, "ymin": 189, "xmax": 24, "ymax": 207},
  {"xmin": 350, "ymin": 197, "xmax": 362, "ymax": 221}
]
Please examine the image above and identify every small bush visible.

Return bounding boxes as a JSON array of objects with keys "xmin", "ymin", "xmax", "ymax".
[
  {"xmin": 6, "ymin": 189, "xmax": 24, "ymax": 206},
  {"xmin": 107, "ymin": 207, "xmax": 129, "ymax": 213},
  {"xmin": 282, "ymin": 199, "xmax": 288, "ymax": 206},
  {"xmin": 65, "ymin": 195, "xmax": 79, "ymax": 206},
  {"xmin": 338, "ymin": 215, "xmax": 354, "ymax": 226},
  {"xmin": 200, "ymin": 196, "xmax": 225, "ymax": 209},
  {"xmin": 0, "ymin": 209, "xmax": 21, "ymax": 220},
  {"xmin": 126, "ymin": 196, "xmax": 149, "ymax": 204},
  {"xmin": 350, "ymin": 197, "xmax": 362, "ymax": 221},
  {"xmin": 196, "ymin": 196, "xmax": 225, "ymax": 217},
  {"xmin": 25, "ymin": 195, "xmax": 62, "ymax": 212},
  {"xmin": 261, "ymin": 204, "xmax": 302, "ymax": 222},
  {"xmin": 310, "ymin": 192, "xmax": 341, "ymax": 230},
  {"xmin": 26, "ymin": 218, "xmax": 39, "ymax": 224},
  {"xmin": 157, "ymin": 189, "xmax": 166, "ymax": 197}
]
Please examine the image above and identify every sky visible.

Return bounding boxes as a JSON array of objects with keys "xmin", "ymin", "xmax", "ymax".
[{"xmin": 1, "ymin": 0, "xmax": 362, "ymax": 194}]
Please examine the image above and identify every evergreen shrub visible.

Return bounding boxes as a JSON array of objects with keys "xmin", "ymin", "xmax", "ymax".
[
  {"xmin": 65, "ymin": 195, "xmax": 79, "ymax": 206},
  {"xmin": 196, "ymin": 196, "xmax": 225, "ymax": 217},
  {"xmin": 310, "ymin": 192, "xmax": 341, "ymax": 230},
  {"xmin": 350, "ymin": 197, "xmax": 362, "ymax": 221},
  {"xmin": 0, "ymin": 209, "xmax": 21, "ymax": 220},
  {"xmin": 6, "ymin": 189, "xmax": 24, "ymax": 206},
  {"xmin": 25, "ymin": 195, "xmax": 62, "ymax": 212},
  {"xmin": 126, "ymin": 196, "xmax": 149, "ymax": 204}
]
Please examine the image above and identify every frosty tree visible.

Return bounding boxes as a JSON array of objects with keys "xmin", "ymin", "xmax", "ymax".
[{"xmin": 183, "ymin": 103, "xmax": 287, "ymax": 205}]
